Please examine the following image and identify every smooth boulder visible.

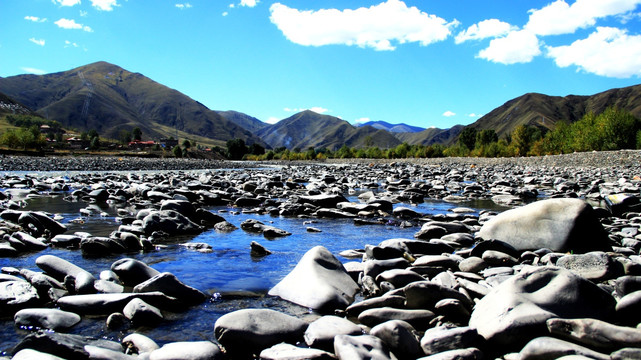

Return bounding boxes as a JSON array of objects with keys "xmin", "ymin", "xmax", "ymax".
[
  {"xmin": 268, "ymin": 246, "xmax": 359, "ymax": 312},
  {"xmin": 477, "ymin": 198, "xmax": 610, "ymax": 252},
  {"xmin": 214, "ymin": 308, "xmax": 307, "ymax": 357},
  {"xmin": 469, "ymin": 266, "xmax": 616, "ymax": 349},
  {"xmin": 14, "ymin": 308, "xmax": 81, "ymax": 331}
]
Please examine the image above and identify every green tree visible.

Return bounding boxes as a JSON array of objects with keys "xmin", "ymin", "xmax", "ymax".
[
  {"xmin": 305, "ymin": 147, "xmax": 316, "ymax": 160},
  {"xmin": 88, "ymin": 129, "xmax": 99, "ymax": 140},
  {"xmin": 132, "ymin": 127, "xmax": 142, "ymax": 141},
  {"xmin": 226, "ymin": 138, "xmax": 248, "ymax": 160},
  {"xmin": 249, "ymin": 143, "xmax": 265, "ymax": 156},
  {"xmin": 182, "ymin": 139, "xmax": 192, "ymax": 149},
  {"xmin": 119, "ymin": 130, "xmax": 132, "ymax": 145},
  {"xmin": 476, "ymin": 129, "xmax": 498, "ymax": 146},
  {"xmin": 510, "ymin": 125, "xmax": 541, "ymax": 156},
  {"xmin": 90, "ymin": 136, "xmax": 100, "ymax": 150},
  {"xmin": 172, "ymin": 145, "xmax": 183, "ymax": 158},
  {"xmin": 336, "ymin": 145, "xmax": 353, "ymax": 159},
  {"xmin": 458, "ymin": 127, "xmax": 478, "ymax": 150}
]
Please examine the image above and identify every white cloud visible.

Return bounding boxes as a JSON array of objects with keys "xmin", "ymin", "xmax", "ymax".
[
  {"xmin": 269, "ymin": 0, "xmax": 458, "ymax": 51},
  {"xmin": 222, "ymin": 11, "xmax": 228, "ymax": 16},
  {"xmin": 29, "ymin": 38, "xmax": 45, "ymax": 46},
  {"xmin": 477, "ymin": 30, "xmax": 541, "ymax": 64},
  {"xmin": 266, "ymin": 117, "xmax": 281, "ymax": 124},
  {"xmin": 175, "ymin": 3, "xmax": 192, "ymax": 10},
  {"xmin": 525, "ymin": 0, "xmax": 641, "ymax": 36},
  {"xmin": 21, "ymin": 67, "xmax": 46, "ymax": 75},
  {"xmin": 55, "ymin": 18, "xmax": 82, "ymax": 29},
  {"xmin": 546, "ymin": 26, "xmax": 641, "ymax": 78},
  {"xmin": 309, "ymin": 107, "xmax": 328, "ymax": 114},
  {"xmin": 455, "ymin": 19, "xmax": 516, "ymax": 44},
  {"xmin": 65, "ymin": 40, "xmax": 79, "ymax": 48},
  {"xmin": 229, "ymin": 3, "xmax": 235, "ymax": 8},
  {"xmin": 54, "ymin": 18, "xmax": 92, "ymax": 32},
  {"xmin": 52, "ymin": 0, "xmax": 81, "ymax": 7},
  {"xmin": 28, "ymin": 38, "xmax": 46, "ymax": 47},
  {"xmin": 354, "ymin": 117, "xmax": 371, "ymax": 123},
  {"xmin": 240, "ymin": 0, "xmax": 258, "ymax": 7},
  {"xmin": 468, "ymin": 113, "xmax": 482, "ymax": 117},
  {"xmin": 443, "ymin": 111, "xmax": 456, "ymax": 117},
  {"xmin": 80, "ymin": 10, "xmax": 88, "ymax": 17},
  {"xmin": 91, "ymin": 0, "xmax": 119, "ymax": 11},
  {"xmin": 24, "ymin": 16, "xmax": 47, "ymax": 23}
]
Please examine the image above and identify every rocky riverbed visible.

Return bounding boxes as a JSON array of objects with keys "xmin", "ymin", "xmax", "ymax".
[{"xmin": 0, "ymin": 151, "xmax": 640, "ymax": 359}]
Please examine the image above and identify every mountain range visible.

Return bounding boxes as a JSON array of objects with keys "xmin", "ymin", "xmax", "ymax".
[
  {"xmin": 357, "ymin": 120, "xmax": 425, "ymax": 133},
  {"xmin": 1, "ymin": 61, "xmax": 640, "ymax": 150}
]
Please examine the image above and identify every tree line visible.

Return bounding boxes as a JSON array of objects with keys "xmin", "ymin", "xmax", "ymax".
[
  {"xmin": 239, "ymin": 107, "xmax": 641, "ymax": 160},
  {"xmin": 3, "ymin": 107, "xmax": 640, "ymax": 158}
]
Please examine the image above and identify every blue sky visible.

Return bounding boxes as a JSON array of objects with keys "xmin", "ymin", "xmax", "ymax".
[{"xmin": 2, "ymin": 0, "xmax": 641, "ymax": 129}]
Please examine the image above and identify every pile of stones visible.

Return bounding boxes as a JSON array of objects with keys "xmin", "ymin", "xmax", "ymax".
[{"xmin": 0, "ymin": 155, "xmax": 640, "ymax": 359}]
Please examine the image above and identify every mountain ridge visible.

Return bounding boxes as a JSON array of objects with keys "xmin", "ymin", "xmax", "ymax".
[
  {"xmin": 357, "ymin": 120, "xmax": 425, "ymax": 133},
  {"xmin": 0, "ymin": 61, "xmax": 263, "ymax": 147}
]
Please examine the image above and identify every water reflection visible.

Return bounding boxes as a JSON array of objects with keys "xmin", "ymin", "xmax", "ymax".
[{"xmin": 0, "ymin": 186, "xmax": 507, "ymax": 354}]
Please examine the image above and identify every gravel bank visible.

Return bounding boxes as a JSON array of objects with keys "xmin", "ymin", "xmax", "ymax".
[{"xmin": 2, "ymin": 150, "xmax": 641, "ymax": 172}]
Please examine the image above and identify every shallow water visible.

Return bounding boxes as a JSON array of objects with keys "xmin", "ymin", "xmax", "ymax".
[{"xmin": 0, "ymin": 185, "xmax": 506, "ymax": 354}]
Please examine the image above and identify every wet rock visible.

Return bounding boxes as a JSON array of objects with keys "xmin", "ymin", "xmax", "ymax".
[
  {"xmin": 14, "ymin": 308, "xmax": 81, "ymax": 331},
  {"xmin": 147, "ymin": 341, "xmax": 224, "ymax": 360},
  {"xmin": 83, "ymin": 345, "xmax": 135, "ymax": 360},
  {"xmin": 123, "ymin": 298, "xmax": 163, "ymax": 326},
  {"xmin": 556, "ymin": 251, "xmax": 622, "ymax": 281},
  {"xmin": 404, "ymin": 281, "xmax": 472, "ymax": 310},
  {"xmin": 268, "ymin": 246, "xmax": 359, "ymax": 312},
  {"xmin": 110, "ymin": 258, "xmax": 160, "ymax": 287},
  {"xmin": 13, "ymin": 330, "xmax": 124, "ymax": 360},
  {"xmin": 12, "ymin": 348, "xmax": 67, "ymax": 360},
  {"xmin": 122, "ymin": 333, "xmax": 159, "ymax": 354},
  {"xmin": 214, "ymin": 308, "xmax": 307, "ymax": 358},
  {"xmin": 334, "ymin": 334, "xmax": 392, "ymax": 360},
  {"xmin": 345, "ymin": 295, "xmax": 406, "ymax": 317},
  {"xmin": 370, "ymin": 320, "xmax": 423, "ymax": 360},
  {"xmin": 250, "ymin": 241, "xmax": 272, "ymax": 257},
  {"xmin": 546, "ymin": 317, "xmax": 641, "ymax": 352},
  {"xmin": 298, "ymin": 194, "xmax": 348, "ymax": 208},
  {"xmin": 56, "ymin": 292, "xmax": 180, "ymax": 316},
  {"xmin": 141, "ymin": 210, "xmax": 204, "ymax": 236},
  {"xmin": 376, "ymin": 269, "xmax": 425, "ymax": 288},
  {"xmin": 518, "ymin": 336, "xmax": 610, "ymax": 360},
  {"xmin": 616, "ymin": 290, "xmax": 641, "ymax": 325},
  {"xmin": 469, "ymin": 266, "xmax": 616, "ymax": 349},
  {"xmin": 259, "ymin": 343, "xmax": 336, "ymax": 360},
  {"xmin": 358, "ymin": 307, "xmax": 435, "ymax": 330},
  {"xmin": 478, "ymin": 198, "xmax": 610, "ymax": 253},
  {"xmin": 133, "ymin": 272, "xmax": 207, "ymax": 305},
  {"xmin": 35, "ymin": 255, "xmax": 95, "ymax": 290},
  {"xmin": 0, "ymin": 281, "xmax": 40, "ymax": 315},
  {"xmin": 420, "ymin": 325, "xmax": 483, "ymax": 356},
  {"xmin": 304, "ymin": 315, "xmax": 363, "ymax": 351}
]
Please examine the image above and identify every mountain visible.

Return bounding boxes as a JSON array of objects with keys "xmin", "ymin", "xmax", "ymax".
[
  {"xmin": 468, "ymin": 84, "xmax": 641, "ymax": 138},
  {"xmin": 0, "ymin": 92, "xmax": 36, "ymax": 117},
  {"xmin": 0, "ymin": 61, "xmax": 262, "ymax": 146},
  {"xmin": 217, "ymin": 110, "xmax": 267, "ymax": 134},
  {"xmin": 358, "ymin": 120, "xmax": 424, "ymax": 133},
  {"xmin": 256, "ymin": 110, "xmax": 401, "ymax": 150},
  {"xmin": 395, "ymin": 125, "xmax": 464, "ymax": 146}
]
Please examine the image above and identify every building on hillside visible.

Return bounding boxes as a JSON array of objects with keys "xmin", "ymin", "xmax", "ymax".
[
  {"xmin": 160, "ymin": 138, "xmax": 179, "ymax": 148},
  {"xmin": 128, "ymin": 140, "xmax": 157, "ymax": 149}
]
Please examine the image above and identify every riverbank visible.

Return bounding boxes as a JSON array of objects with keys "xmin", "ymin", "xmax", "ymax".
[
  {"xmin": 2, "ymin": 149, "xmax": 641, "ymax": 172},
  {"xmin": 0, "ymin": 153, "xmax": 640, "ymax": 359}
]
